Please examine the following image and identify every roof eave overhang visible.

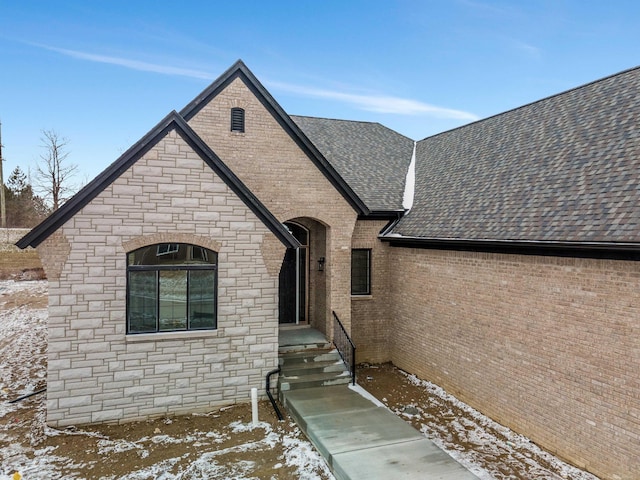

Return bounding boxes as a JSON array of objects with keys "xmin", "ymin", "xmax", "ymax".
[
  {"xmin": 358, "ymin": 210, "xmax": 404, "ymax": 221},
  {"xmin": 379, "ymin": 235, "xmax": 640, "ymax": 259}
]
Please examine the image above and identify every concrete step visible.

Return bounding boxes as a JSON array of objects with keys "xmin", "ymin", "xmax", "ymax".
[
  {"xmin": 279, "ymin": 349, "xmax": 342, "ymax": 366},
  {"xmin": 278, "ymin": 345, "xmax": 351, "ymax": 397},
  {"xmin": 280, "ymin": 359, "xmax": 347, "ymax": 377},
  {"xmin": 279, "ymin": 370, "xmax": 352, "ymax": 392},
  {"xmin": 278, "ymin": 341, "xmax": 332, "ymax": 353}
]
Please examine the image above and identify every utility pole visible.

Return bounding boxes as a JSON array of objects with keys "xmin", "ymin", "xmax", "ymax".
[{"xmin": 0, "ymin": 121, "xmax": 6, "ymax": 229}]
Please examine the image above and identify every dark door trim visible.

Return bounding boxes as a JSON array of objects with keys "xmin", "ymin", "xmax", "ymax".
[{"xmin": 279, "ymin": 222, "xmax": 309, "ymax": 324}]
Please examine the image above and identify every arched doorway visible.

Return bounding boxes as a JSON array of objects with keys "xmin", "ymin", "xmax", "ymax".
[{"xmin": 279, "ymin": 221, "xmax": 309, "ymax": 324}]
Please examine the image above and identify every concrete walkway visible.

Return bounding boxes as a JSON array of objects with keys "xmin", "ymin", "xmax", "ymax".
[{"xmin": 281, "ymin": 384, "xmax": 479, "ymax": 480}]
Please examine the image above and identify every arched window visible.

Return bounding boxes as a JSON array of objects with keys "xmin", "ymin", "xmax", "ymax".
[
  {"xmin": 230, "ymin": 107, "xmax": 245, "ymax": 133},
  {"xmin": 127, "ymin": 243, "xmax": 217, "ymax": 333}
]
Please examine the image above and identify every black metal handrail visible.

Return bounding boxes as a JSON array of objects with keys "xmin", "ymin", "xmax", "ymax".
[
  {"xmin": 265, "ymin": 368, "xmax": 283, "ymax": 421},
  {"xmin": 332, "ymin": 311, "xmax": 356, "ymax": 385}
]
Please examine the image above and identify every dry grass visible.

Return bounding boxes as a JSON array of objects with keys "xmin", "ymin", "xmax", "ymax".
[{"xmin": 0, "ymin": 235, "xmax": 44, "ymax": 280}]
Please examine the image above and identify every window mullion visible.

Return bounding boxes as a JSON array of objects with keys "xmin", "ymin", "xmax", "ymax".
[
  {"xmin": 186, "ymin": 270, "xmax": 191, "ymax": 330},
  {"xmin": 127, "ymin": 244, "xmax": 218, "ymax": 334},
  {"xmin": 155, "ymin": 270, "xmax": 160, "ymax": 333}
]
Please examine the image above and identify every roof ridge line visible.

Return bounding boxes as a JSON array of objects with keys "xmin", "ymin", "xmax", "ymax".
[
  {"xmin": 417, "ymin": 64, "xmax": 640, "ymax": 143},
  {"xmin": 292, "ymin": 115, "xmax": 415, "ymax": 142},
  {"xmin": 291, "ymin": 114, "xmax": 380, "ymax": 125}
]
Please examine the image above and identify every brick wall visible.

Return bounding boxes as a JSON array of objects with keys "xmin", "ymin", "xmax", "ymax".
[
  {"xmin": 41, "ymin": 130, "xmax": 286, "ymax": 426},
  {"xmin": 351, "ymin": 219, "xmax": 393, "ymax": 363},
  {"xmin": 293, "ymin": 217, "xmax": 328, "ymax": 333},
  {"xmin": 187, "ymin": 77, "xmax": 357, "ymax": 333},
  {"xmin": 387, "ymin": 247, "xmax": 640, "ymax": 479}
]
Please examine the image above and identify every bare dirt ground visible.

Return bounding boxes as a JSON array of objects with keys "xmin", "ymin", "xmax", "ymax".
[
  {"xmin": 4, "ymin": 392, "xmax": 328, "ymax": 479},
  {"xmin": 0, "ymin": 244, "xmax": 598, "ymax": 479},
  {"xmin": 0, "ymin": 279, "xmax": 332, "ymax": 480},
  {"xmin": 358, "ymin": 364, "xmax": 597, "ymax": 479}
]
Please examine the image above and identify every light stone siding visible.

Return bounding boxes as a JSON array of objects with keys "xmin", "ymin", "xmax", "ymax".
[
  {"xmin": 40, "ymin": 130, "xmax": 285, "ymax": 426},
  {"xmin": 387, "ymin": 247, "xmax": 640, "ymax": 480},
  {"xmin": 187, "ymin": 77, "xmax": 357, "ymax": 334}
]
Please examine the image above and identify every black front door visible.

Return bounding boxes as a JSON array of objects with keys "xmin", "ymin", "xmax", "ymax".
[
  {"xmin": 279, "ymin": 248, "xmax": 297, "ymax": 324},
  {"xmin": 279, "ymin": 222, "xmax": 309, "ymax": 324}
]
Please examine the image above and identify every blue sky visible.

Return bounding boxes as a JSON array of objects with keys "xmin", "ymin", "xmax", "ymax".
[{"xmin": 2, "ymin": 0, "xmax": 640, "ymax": 184}]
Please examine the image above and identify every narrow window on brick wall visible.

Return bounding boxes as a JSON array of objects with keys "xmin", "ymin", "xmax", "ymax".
[
  {"xmin": 230, "ymin": 107, "xmax": 245, "ymax": 133},
  {"xmin": 126, "ymin": 243, "xmax": 218, "ymax": 333},
  {"xmin": 351, "ymin": 248, "xmax": 371, "ymax": 295}
]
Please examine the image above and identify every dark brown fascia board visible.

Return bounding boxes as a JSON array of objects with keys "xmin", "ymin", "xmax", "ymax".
[
  {"xmin": 358, "ymin": 210, "xmax": 404, "ymax": 221},
  {"xmin": 379, "ymin": 234, "xmax": 640, "ymax": 260},
  {"xmin": 16, "ymin": 112, "xmax": 180, "ymax": 249},
  {"xmin": 180, "ymin": 59, "xmax": 370, "ymax": 216},
  {"xmin": 17, "ymin": 111, "xmax": 300, "ymax": 251}
]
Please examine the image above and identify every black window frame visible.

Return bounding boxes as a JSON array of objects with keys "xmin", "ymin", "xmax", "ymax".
[
  {"xmin": 351, "ymin": 248, "xmax": 372, "ymax": 296},
  {"xmin": 230, "ymin": 107, "xmax": 245, "ymax": 133},
  {"xmin": 126, "ymin": 243, "xmax": 218, "ymax": 334}
]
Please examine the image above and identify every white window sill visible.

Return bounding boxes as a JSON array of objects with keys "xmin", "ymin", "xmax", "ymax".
[
  {"xmin": 351, "ymin": 295, "xmax": 373, "ymax": 301},
  {"xmin": 126, "ymin": 330, "xmax": 219, "ymax": 342}
]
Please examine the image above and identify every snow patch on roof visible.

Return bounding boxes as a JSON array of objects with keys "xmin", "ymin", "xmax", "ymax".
[{"xmin": 402, "ymin": 141, "xmax": 416, "ymax": 211}]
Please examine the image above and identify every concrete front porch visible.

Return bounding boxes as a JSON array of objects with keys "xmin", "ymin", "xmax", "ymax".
[{"xmin": 278, "ymin": 325, "xmax": 331, "ymax": 352}]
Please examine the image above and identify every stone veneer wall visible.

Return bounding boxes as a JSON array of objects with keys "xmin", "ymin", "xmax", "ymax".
[
  {"xmin": 387, "ymin": 247, "xmax": 640, "ymax": 480},
  {"xmin": 40, "ymin": 130, "xmax": 285, "ymax": 426},
  {"xmin": 350, "ymin": 219, "xmax": 393, "ymax": 363},
  {"xmin": 187, "ymin": 77, "xmax": 357, "ymax": 333}
]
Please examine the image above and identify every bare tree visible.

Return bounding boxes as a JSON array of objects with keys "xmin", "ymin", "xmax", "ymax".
[{"xmin": 35, "ymin": 129, "xmax": 78, "ymax": 210}]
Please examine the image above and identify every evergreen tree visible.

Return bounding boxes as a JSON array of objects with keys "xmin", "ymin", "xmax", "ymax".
[{"xmin": 4, "ymin": 166, "xmax": 50, "ymax": 227}]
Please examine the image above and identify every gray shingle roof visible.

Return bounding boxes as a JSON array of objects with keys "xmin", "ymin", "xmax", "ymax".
[
  {"xmin": 291, "ymin": 116, "xmax": 414, "ymax": 212},
  {"xmin": 393, "ymin": 66, "xmax": 640, "ymax": 243}
]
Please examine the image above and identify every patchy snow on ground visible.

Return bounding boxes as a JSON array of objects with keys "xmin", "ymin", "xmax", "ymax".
[
  {"xmin": 0, "ymin": 281, "xmax": 48, "ymax": 413},
  {"xmin": 1, "ymin": 279, "xmax": 600, "ymax": 480},
  {"xmin": 0, "ymin": 280, "xmax": 47, "ymax": 303},
  {"xmin": 399, "ymin": 371, "xmax": 600, "ymax": 480},
  {"xmin": 0, "ymin": 280, "xmax": 334, "ymax": 480}
]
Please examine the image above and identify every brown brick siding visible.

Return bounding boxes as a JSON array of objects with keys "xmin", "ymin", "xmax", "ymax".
[
  {"xmin": 37, "ymin": 230, "xmax": 71, "ymax": 281},
  {"xmin": 351, "ymin": 220, "xmax": 393, "ymax": 363},
  {"xmin": 388, "ymin": 247, "xmax": 640, "ymax": 479},
  {"xmin": 292, "ymin": 217, "xmax": 328, "ymax": 333},
  {"xmin": 187, "ymin": 77, "xmax": 357, "ymax": 333}
]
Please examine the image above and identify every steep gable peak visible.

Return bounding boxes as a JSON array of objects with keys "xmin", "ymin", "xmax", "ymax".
[
  {"xmin": 180, "ymin": 60, "xmax": 369, "ymax": 215},
  {"xmin": 180, "ymin": 59, "xmax": 255, "ymax": 121},
  {"xmin": 17, "ymin": 110, "xmax": 299, "ymax": 250}
]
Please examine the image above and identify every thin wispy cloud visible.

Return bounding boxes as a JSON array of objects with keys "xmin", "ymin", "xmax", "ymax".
[
  {"xmin": 36, "ymin": 43, "xmax": 478, "ymax": 120},
  {"xmin": 36, "ymin": 44, "xmax": 215, "ymax": 80},
  {"xmin": 514, "ymin": 41, "xmax": 541, "ymax": 58},
  {"xmin": 268, "ymin": 81, "xmax": 479, "ymax": 120}
]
